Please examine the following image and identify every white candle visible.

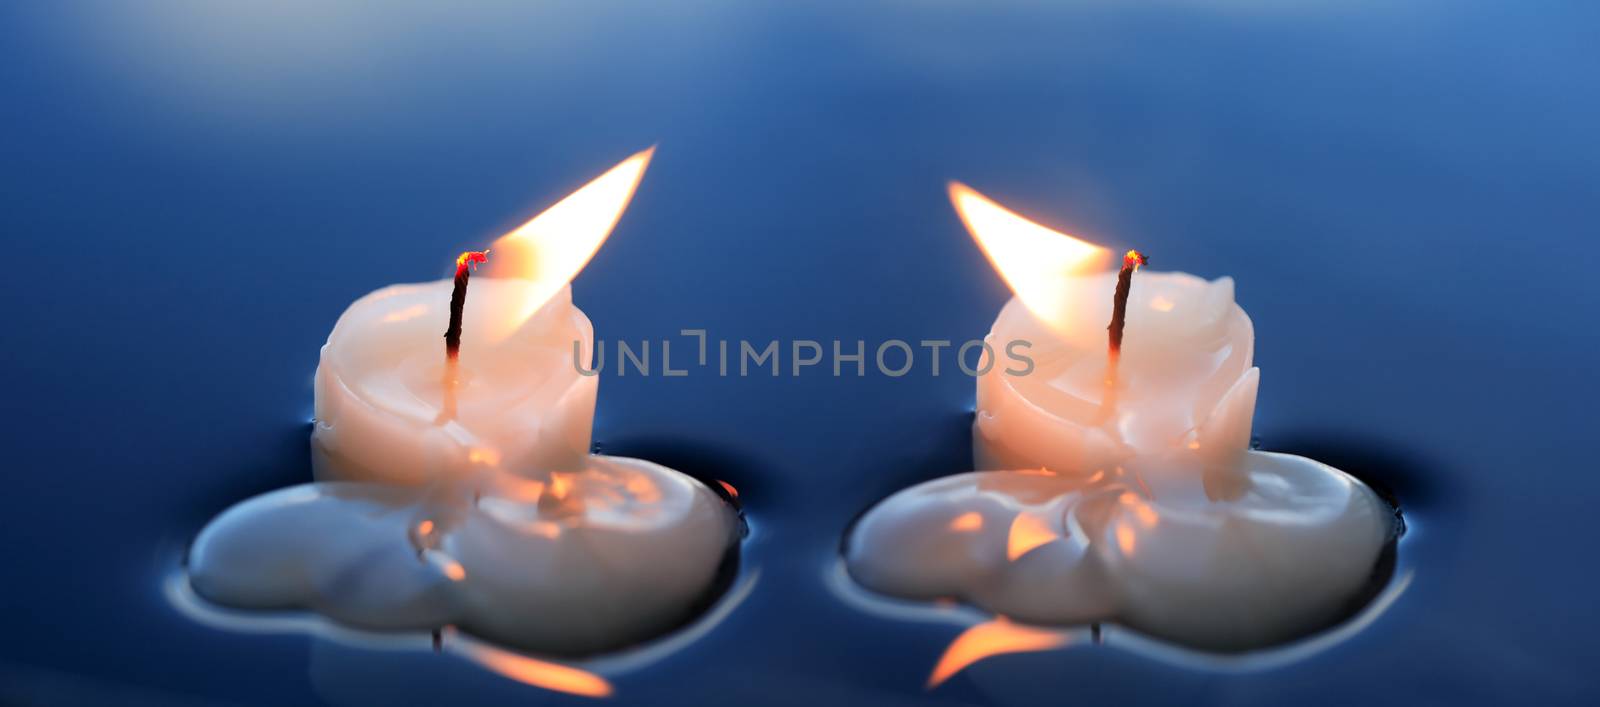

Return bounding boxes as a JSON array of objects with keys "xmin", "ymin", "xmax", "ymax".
[
  {"xmin": 975, "ymin": 268, "xmax": 1256, "ymax": 477},
  {"xmin": 313, "ymin": 279, "xmax": 596, "ymax": 486},
  {"xmin": 190, "ymin": 149, "xmax": 741, "ymax": 654},
  {"xmin": 844, "ymin": 184, "xmax": 1395, "ymax": 651}
]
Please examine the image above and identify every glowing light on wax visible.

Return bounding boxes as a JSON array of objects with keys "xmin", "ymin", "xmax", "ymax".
[
  {"xmin": 306, "ymin": 149, "xmax": 657, "ymax": 485},
  {"xmin": 458, "ymin": 639, "xmax": 614, "ymax": 698},
  {"xmin": 950, "ymin": 181, "xmax": 1109, "ymax": 332},
  {"xmin": 949, "ymin": 511, "xmax": 984, "ymax": 532},
  {"xmin": 951, "ymin": 182, "xmax": 1258, "ymax": 472},
  {"xmin": 483, "ymin": 147, "xmax": 655, "ymax": 342},
  {"xmin": 1005, "ymin": 510, "xmax": 1058, "ymax": 561}
]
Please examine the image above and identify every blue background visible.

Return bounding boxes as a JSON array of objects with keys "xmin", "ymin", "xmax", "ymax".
[{"xmin": 2, "ymin": 1, "xmax": 1596, "ymax": 705}]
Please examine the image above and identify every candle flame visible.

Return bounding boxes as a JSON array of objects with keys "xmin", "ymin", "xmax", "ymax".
[
  {"xmin": 927, "ymin": 618, "xmax": 1070, "ymax": 689},
  {"xmin": 482, "ymin": 147, "xmax": 655, "ymax": 341},
  {"xmin": 949, "ymin": 182, "xmax": 1110, "ymax": 331}
]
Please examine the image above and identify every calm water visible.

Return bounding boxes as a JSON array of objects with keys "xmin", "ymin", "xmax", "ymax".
[{"xmin": 2, "ymin": 2, "xmax": 1597, "ymax": 705}]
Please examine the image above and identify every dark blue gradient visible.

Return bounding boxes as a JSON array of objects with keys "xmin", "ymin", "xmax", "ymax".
[{"xmin": 1, "ymin": 2, "xmax": 1596, "ymax": 705}]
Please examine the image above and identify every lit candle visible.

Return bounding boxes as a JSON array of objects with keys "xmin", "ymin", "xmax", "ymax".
[
  {"xmin": 313, "ymin": 152, "xmax": 654, "ymax": 486},
  {"xmin": 844, "ymin": 184, "xmax": 1395, "ymax": 651},
  {"xmin": 190, "ymin": 149, "xmax": 741, "ymax": 655}
]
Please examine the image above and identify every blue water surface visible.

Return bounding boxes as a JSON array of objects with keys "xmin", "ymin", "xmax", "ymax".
[{"xmin": 1, "ymin": 2, "xmax": 1597, "ymax": 705}]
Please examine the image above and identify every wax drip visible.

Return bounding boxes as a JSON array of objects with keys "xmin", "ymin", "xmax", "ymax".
[
  {"xmin": 438, "ymin": 250, "xmax": 489, "ymax": 423},
  {"xmin": 407, "ymin": 482, "xmax": 468, "ymax": 556},
  {"xmin": 1100, "ymin": 250, "xmax": 1147, "ymax": 419}
]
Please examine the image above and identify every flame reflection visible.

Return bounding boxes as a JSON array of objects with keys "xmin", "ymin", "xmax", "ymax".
[
  {"xmin": 949, "ymin": 181, "xmax": 1110, "ymax": 331},
  {"xmin": 457, "ymin": 640, "xmax": 614, "ymax": 698},
  {"xmin": 928, "ymin": 618, "xmax": 1070, "ymax": 688},
  {"xmin": 483, "ymin": 147, "xmax": 655, "ymax": 341}
]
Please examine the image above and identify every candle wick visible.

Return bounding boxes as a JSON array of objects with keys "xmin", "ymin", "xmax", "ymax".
[
  {"xmin": 1102, "ymin": 249, "xmax": 1147, "ymax": 412},
  {"xmin": 438, "ymin": 250, "xmax": 490, "ymax": 424},
  {"xmin": 444, "ymin": 250, "xmax": 490, "ymax": 361}
]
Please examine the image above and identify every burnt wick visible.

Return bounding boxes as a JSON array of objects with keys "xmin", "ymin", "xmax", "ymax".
[
  {"xmin": 438, "ymin": 250, "xmax": 489, "ymax": 424},
  {"xmin": 444, "ymin": 250, "xmax": 490, "ymax": 361}
]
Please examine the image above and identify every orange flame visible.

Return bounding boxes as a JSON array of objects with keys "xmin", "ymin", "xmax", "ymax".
[
  {"xmin": 482, "ymin": 147, "xmax": 655, "ymax": 341},
  {"xmin": 928, "ymin": 618, "xmax": 1070, "ymax": 688},
  {"xmin": 460, "ymin": 642, "xmax": 614, "ymax": 698},
  {"xmin": 949, "ymin": 182, "xmax": 1110, "ymax": 331}
]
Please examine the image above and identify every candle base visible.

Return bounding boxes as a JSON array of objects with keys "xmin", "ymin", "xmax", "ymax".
[
  {"xmin": 189, "ymin": 455, "xmax": 739, "ymax": 656},
  {"xmin": 844, "ymin": 451, "xmax": 1397, "ymax": 651}
]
